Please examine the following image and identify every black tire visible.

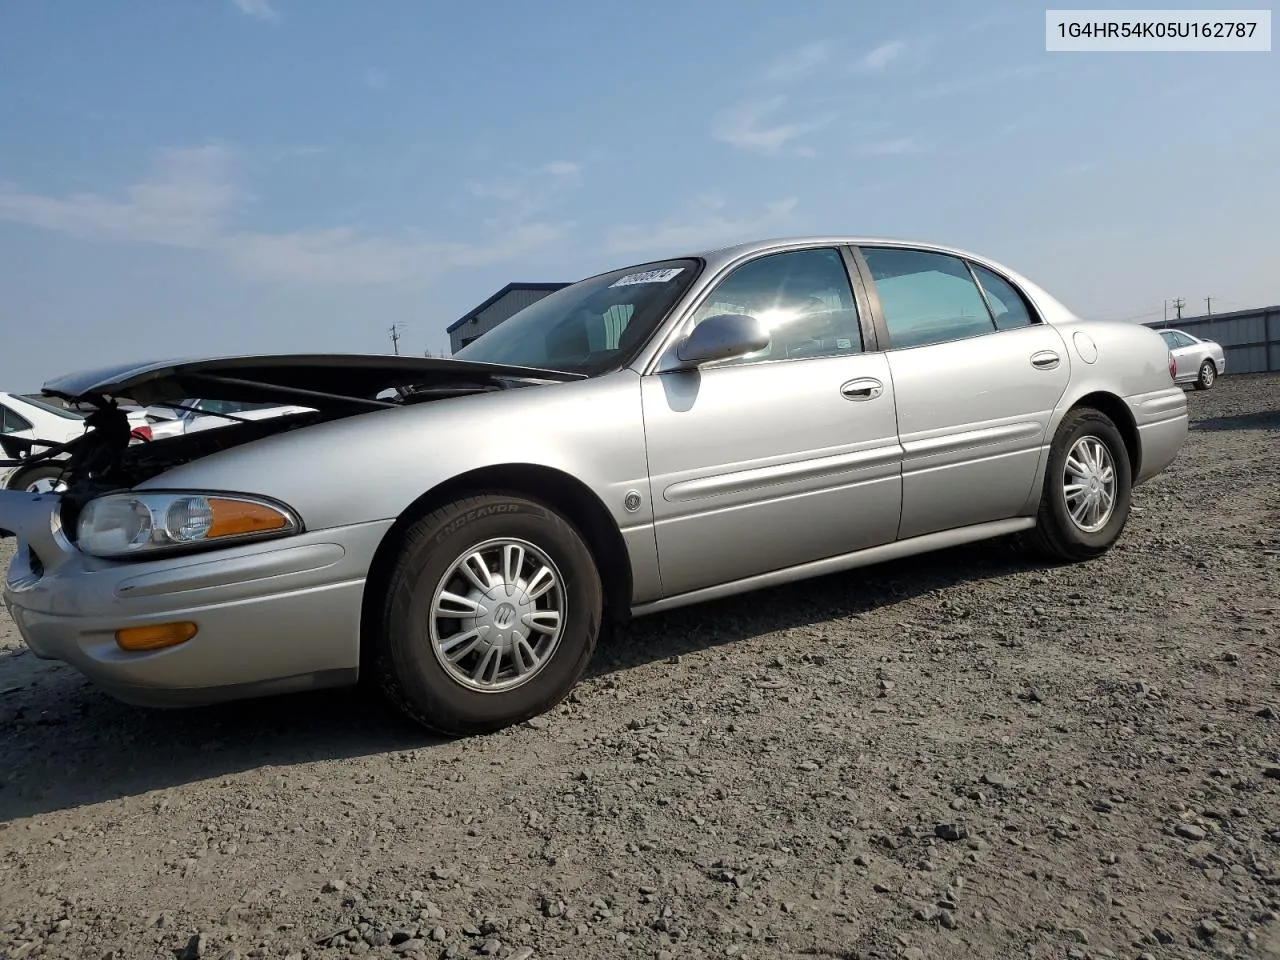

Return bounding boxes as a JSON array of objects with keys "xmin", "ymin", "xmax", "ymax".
[
  {"xmin": 1194, "ymin": 360, "xmax": 1217, "ymax": 390},
  {"xmin": 372, "ymin": 493, "xmax": 603, "ymax": 736},
  {"xmin": 6, "ymin": 462, "xmax": 66, "ymax": 493},
  {"xmin": 1025, "ymin": 407, "xmax": 1133, "ymax": 563}
]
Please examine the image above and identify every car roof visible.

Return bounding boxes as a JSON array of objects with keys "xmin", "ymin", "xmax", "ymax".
[
  {"xmin": 676, "ymin": 235, "xmax": 1012, "ymax": 269},
  {"xmin": 661, "ymin": 235, "xmax": 1081, "ymax": 325}
]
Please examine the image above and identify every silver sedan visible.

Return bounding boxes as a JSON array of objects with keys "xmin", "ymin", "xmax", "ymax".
[
  {"xmin": 0, "ymin": 236, "xmax": 1189, "ymax": 735},
  {"xmin": 1159, "ymin": 328, "xmax": 1226, "ymax": 390}
]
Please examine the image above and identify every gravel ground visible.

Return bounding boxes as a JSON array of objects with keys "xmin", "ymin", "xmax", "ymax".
[{"xmin": 1, "ymin": 373, "xmax": 1278, "ymax": 960}]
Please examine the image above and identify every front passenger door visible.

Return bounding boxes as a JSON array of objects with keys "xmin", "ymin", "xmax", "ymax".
[{"xmin": 641, "ymin": 246, "xmax": 903, "ymax": 598}]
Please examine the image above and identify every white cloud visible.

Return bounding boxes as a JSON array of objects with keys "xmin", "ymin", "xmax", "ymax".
[
  {"xmin": 223, "ymin": 221, "xmax": 571, "ymax": 285},
  {"xmin": 542, "ymin": 160, "xmax": 581, "ymax": 177},
  {"xmin": 605, "ymin": 197, "xmax": 798, "ymax": 256},
  {"xmin": 361, "ymin": 67, "xmax": 389, "ymax": 90},
  {"xmin": 465, "ymin": 161, "xmax": 583, "ymax": 222},
  {"xmin": 765, "ymin": 40, "xmax": 834, "ymax": 82},
  {"xmin": 0, "ymin": 144, "xmax": 238, "ymax": 247},
  {"xmin": 231, "ymin": 0, "xmax": 279, "ymax": 20},
  {"xmin": 854, "ymin": 136, "xmax": 925, "ymax": 156},
  {"xmin": 711, "ymin": 96, "xmax": 834, "ymax": 155},
  {"xmin": 0, "ymin": 145, "xmax": 577, "ymax": 286},
  {"xmin": 856, "ymin": 40, "xmax": 906, "ymax": 74},
  {"xmin": 918, "ymin": 64, "xmax": 1052, "ymax": 98}
]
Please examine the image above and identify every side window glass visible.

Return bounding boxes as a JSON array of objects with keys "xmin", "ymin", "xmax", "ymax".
[
  {"xmin": 1175, "ymin": 333, "xmax": 1196, "ymax": 347},
  {"xmin": 2, "ymin": 404, "xmax": 32, "ymax": 435},
  {"xmin": 1160, "ymin": 332, "xmax": 1177, "ymax": 347},
  {"xmin": 688, "ymin": 248, "xmax": 862, "ymax": 366},
  {"xmin": 970, "ymin": 263, "xmax": 1034, "ymax": 330},
  {"xmin": 861, "ymin": 248, "xmax": 996, "ymax": 349}
]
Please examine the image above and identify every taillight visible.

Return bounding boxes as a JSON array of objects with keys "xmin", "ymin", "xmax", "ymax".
[
  {"xmin": 1168, "ymin": 355, "xmax": 1176, "ymax": 380},
  {"xmin": 130, "ymin": 425, "xmax": 153, "ymax": 442}
]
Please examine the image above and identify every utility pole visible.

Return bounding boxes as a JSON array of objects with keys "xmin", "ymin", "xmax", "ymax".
[
  {"xmin": 389, "ymin": 324, "xmax": 403, "ymax": 355},
  {"xmin": 1172, "ymin": 297, "xmax": 1185, "ymax": 322},
  {"xmin": 1204, "ymin": 297, "xmax": 1213, "ymax": 317}
]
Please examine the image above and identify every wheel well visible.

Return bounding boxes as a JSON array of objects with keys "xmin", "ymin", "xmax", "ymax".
[
  {"xmin": 359, "ymin": 464, "xmax": 634, "ymax": 663},
  {"xmin": 1070, "ymin": 392, "xmax": 1140, "ymax": 477},
  {"xmin": 4, "ymin": 460, "xmax": 66, "ymax": 490}
]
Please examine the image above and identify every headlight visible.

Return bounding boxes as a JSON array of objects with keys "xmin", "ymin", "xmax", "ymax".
[{"xmin": 76, "ymin": 492, "xmax": 301, "ymax": 559}]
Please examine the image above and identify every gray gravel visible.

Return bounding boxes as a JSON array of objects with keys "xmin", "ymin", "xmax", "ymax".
[{"xmin": 2, "ymin": 373, "xmax": 1278, "ymax": 960}]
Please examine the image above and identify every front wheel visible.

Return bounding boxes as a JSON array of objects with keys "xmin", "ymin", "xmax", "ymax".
[
  {"xmin": 1194, "ymin": 360, "xmax": 1217, "ymax": 390},
  {"xmin": 372, "ymin": 493, "xmax": 603, "ymax": 736},
  {"xmin": 1025, "ymin": 408, "xmax": 1133, "ymax": 563},
  {"xmin": 6, "ymin": 463, "xmax": 67, "ymax": 493}
]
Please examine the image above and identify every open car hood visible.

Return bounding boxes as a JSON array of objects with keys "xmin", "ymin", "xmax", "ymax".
[{"xmin": 41, "ymin": 353, "xmax": 585, "ymax": 409}]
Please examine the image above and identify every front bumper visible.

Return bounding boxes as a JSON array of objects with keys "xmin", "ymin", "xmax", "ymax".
[{"xmin": 1, "ymin": 490, "xmax": 392, "ymax": 707}]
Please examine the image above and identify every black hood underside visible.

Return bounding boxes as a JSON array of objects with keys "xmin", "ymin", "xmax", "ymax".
[{"xmin": 41, "ymin": 353, "xmax": 585, "ymax": 410}]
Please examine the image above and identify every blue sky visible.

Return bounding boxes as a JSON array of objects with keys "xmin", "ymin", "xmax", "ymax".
[{"xmin": 1, "ymin": 0, "xmax": 1276, "ymax": 388}]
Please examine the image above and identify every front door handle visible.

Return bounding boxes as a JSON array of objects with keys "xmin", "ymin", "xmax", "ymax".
[
  {"xmin": 840, "ymin": 377, "xmax": 883, "ymax": 401},
  {"xmin": 1030, "ymin": 350, "xmax": 1061, "ymax": 370}
]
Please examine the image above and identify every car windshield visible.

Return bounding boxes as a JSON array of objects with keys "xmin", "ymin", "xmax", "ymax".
[{"xmin": 453, "ymin": 258, "xmax": 701, "ymax": 375}]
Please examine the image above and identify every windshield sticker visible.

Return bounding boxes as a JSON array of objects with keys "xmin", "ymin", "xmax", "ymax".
[{"xmin": 610, "ymin": 267, "xmax": 685, "ymax": 287}]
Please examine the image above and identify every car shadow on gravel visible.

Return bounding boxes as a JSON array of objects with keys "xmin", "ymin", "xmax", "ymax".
[
  {"xmin": 1191, "ymin": 409, "xmax": 1280, "ymax": 432},
  {"xmin": 0, "ymin": 537, "xmax": 1047, "ymax": 823},
  {"xmin": 0, "ymin": 652, "xmax": 434, "ymax": 823},
  {"xmin": 591, "ymin": 535, "xmax": 1046, "ymax": 677}
]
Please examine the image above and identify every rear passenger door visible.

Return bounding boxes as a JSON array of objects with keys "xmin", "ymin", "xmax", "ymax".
[
  {"xmin": 1, "ymin": 402, "xmax": 35, "ymax": 441},
  {"xmin": 853, "ymin": 246, "xmax": 1072, "ymax": 541}
]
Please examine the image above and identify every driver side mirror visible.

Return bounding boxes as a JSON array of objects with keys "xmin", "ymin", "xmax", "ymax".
[{"xmin": 675, "ymin": 314, "xmax": 771, "ymax": 366}]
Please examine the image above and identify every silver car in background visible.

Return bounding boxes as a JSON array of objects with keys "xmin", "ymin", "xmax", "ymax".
[
  {"xmin": 0, "ymin": 236, "xmax": 1189, "ymax": 736},
  {"xmin": 1159, "ymin": 328, "xmax": 1226, "ymax": 390}
]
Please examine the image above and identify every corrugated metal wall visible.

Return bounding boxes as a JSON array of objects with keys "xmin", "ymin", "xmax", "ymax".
[{"xmin": 1150, "ymin": 304, "xmax": 1280, "ymax": 374}]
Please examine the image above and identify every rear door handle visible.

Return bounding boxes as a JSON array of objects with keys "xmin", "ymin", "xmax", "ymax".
[
  {"xmin": 840, "ymin": 377, "xmax": 883, "ymax": 401},
  {"xmin": 1030, "ymin": 350, "xmax": 1061, "ymax": 370}
]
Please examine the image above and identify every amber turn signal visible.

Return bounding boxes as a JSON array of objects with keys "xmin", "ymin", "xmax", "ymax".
[
  {"xmin": 205, "ymin": 498, "xmax": 292, "ymax": 539},
  {"xmin": 115, "ymin": 621, "xmax": 198, "ymax": 652}
]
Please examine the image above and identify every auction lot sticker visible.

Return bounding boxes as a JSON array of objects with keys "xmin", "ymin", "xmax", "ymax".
[
  {"xmin": 1046, "ymin": 9, "xmax": 1272, "ymax": 50},
  {"xmin": 610, "ymin": 268, "xmax": 686, "ymax": 287}
]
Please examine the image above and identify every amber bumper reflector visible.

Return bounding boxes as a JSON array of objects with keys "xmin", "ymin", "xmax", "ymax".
[{"xmin": 116, "ymin": 621, "xmax": 198, "ymax": 651}]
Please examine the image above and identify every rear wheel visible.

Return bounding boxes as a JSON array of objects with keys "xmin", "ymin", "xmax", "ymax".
[
  {"xmin": 372, "ymin": 493, "xmax": 603, "ymax": 736},
  {"xmin": 1194, "ymin": 360, "xmax": 1217, "ymax": 390},
  {"xmin": 1025, "ymin": 408, "xmax": 1133, "ymax": 563}
]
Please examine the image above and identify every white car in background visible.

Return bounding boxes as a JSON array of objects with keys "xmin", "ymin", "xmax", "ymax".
[
  {"xmin": 0, "ymin": 392, "xmax": 150, "ymax": 491},
  {"xmin": 143, "ymin": 398, "xmax": 315, "ymax": 439},
  {"xmin": 1159, "ymin": 328, "xmax": 1226, "ymax": 390}
]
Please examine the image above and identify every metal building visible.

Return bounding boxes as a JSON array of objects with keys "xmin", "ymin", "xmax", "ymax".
[
  {"xmin": 447, "ymin": 282, "xmax": 569, "ymax": 355},
  {"xmin": 1142, "ymin": 304, "xmax": 1280, "ymax": 375}
]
